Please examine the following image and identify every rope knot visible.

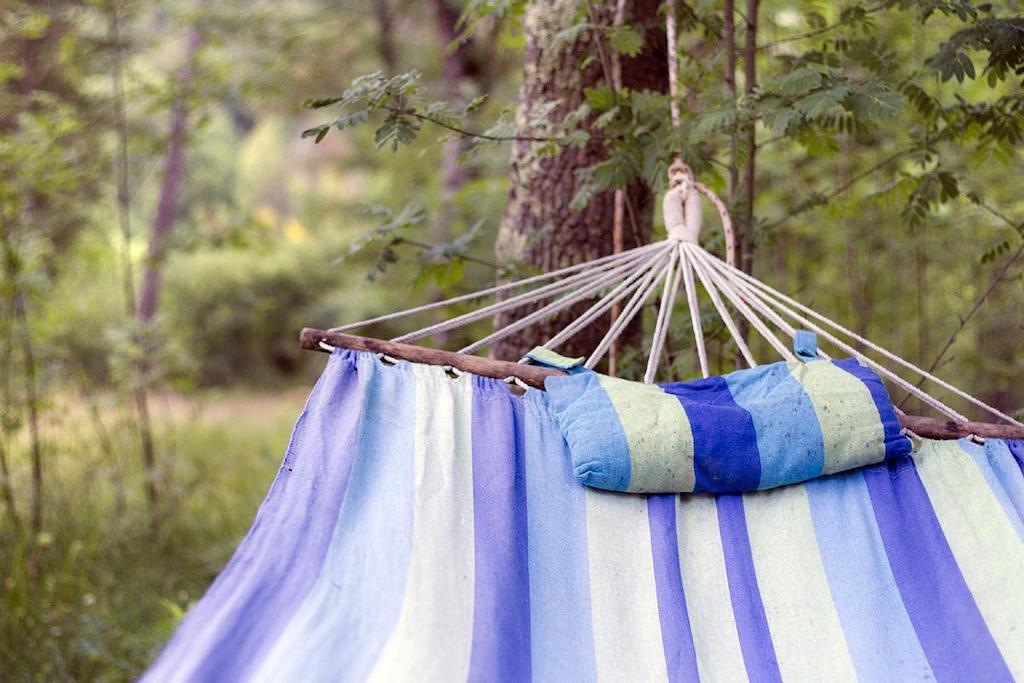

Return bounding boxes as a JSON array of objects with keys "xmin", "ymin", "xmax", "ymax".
[{"xmin": 667, "ymin": 158, "xmax": 694, "ymax": 197}]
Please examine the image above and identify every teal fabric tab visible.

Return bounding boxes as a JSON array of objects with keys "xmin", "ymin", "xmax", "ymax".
[
  {"xmin": 794, "ymin": 330, "xmax": 818, "ymax": 360},
  {"xmin": 526, "ymin": 346, "xmax": 585, "ymax": 371}
]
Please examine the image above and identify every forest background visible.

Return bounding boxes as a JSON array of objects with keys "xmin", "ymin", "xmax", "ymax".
[{"xmin": 2, "ymin": 0, "xmax": 1023, "ymax": 679}]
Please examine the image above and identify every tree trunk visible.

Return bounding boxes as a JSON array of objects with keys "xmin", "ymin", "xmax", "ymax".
[
  {"xmin": 371, "ymin": 0, "xmax": 398, "ymax": 73},
  {"xmin": 0, "ymin": 300, "xmax": 21, "ymax": 534},
  {"xmin": 137, "ymin": 27, "xmax": 203, "ymax": 326},
  {"xmin": 492, "ymin": 0, "xmax": 667, "ymax": 362},
  {"xmin": 135, "ymin": 25, "xmax": 204, "ymax": 511}
]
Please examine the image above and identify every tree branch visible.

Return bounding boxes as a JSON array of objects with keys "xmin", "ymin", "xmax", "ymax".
[
  {"xmin": 759, "ymin": 144, "xmax": 917, "ymax": 234},
  {"xmin": 394, "ymin": 106, "xmax": 558, "ymax": 143},
  {"xmin": 897, "ymin": 206, "xmax": 1024, "ymax": 410},
  {"xmin": 398, "ymin": 237, "xmax": 499, "ymax": 269},
  {"xmin": 757, "ymin": 4, "xmax": 884, "ymax": 52}
]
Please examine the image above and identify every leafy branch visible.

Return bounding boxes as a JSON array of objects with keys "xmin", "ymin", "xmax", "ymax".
[
  {"xmin": 302, "ymin": 71, "xmax": 557, "ymax": 150},
  {"xmin": 346, "ymin": 202, "xmax": 494, "ymax": 286}
]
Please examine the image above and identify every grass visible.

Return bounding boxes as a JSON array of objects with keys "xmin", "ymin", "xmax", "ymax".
[{"xmin": 0, "ymin": 386, "xmax": 309, "ymax": 681}]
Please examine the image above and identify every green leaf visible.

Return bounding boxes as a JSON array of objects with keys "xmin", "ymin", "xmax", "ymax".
[
  {"xmin": 463, "ymin": 95, "xmax": 488, "ymax": 114},
  {"xmin": 848, "ymin": 85, "xmax": 902, "ymax": 121},
  {"xmin": 593, "ymin": 106, "xmax": 619, "ymax": 129},
  {"xmin": 694, "ymin": 107, "xmax": 736, "ymax": 135},
  {"xmin": 300, "ymin": 125, "xmax": 330, "ymax": 142},
  {"xmin": 762, "ymin": 107, "xmax": 801, "ymax": 133},
  {"xmin": 584, "ymin": 86, "xmax": 616, "ymax": 112},
  {"xmin": 794, "ymin": 84, "xmax": 851, "ymax": 119},
  {"xmin": 605, "ymin": 24, "xmax": 645, "ymax": 57},
  {"xmin": 762, "ymin": 68, "xmax": 822, "ymax": 97},
  {"xmin": 303, "ymin": 96, "xmax": 344, "ymax": 109}
]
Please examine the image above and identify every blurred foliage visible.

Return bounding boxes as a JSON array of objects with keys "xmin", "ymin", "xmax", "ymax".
[{"xmin": 0, "ymin": 0, "xmax": 1022, "ymax": 679}]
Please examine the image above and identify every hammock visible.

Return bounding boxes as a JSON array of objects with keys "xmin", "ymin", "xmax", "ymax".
[
  {"xmin": 144, "ymin": 351, "xmax": 1024, "ymax": 681},
  {"xmin": 145, "ymin": 5, "xmax": 1023, "ymax": 679}
]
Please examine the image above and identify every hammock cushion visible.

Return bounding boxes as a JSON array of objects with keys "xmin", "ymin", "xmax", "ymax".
[
  {"xmin": 545, "ymin": 358, "xmax": 911, "ymax": 493},
  {"xmin": 143, "ymin": 351, "xmax": 1024, "ymax": 682}
]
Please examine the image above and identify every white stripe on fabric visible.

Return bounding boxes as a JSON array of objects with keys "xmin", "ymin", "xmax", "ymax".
[
  {"xmin": 675, "ymin": 493, "xmax": 747, "ymax": 682},
  {"xmin": 743, "ymin": 484, "xmax": 858, "ymax": 682},
  {"xmin": 596, "ymin": 375, "xmax": 695, "ymax": 492},
  {"xmin": 367, "ymin": 367, "xmax": 477, "ymax": 682},
  {"xmin": 584, "ymin": 489, "xmax": 668, "ymax": 682},
  {"xmin": 789, "ymin": 361, "xmax": 885, "ymax": 475},
  {"xmin": 914, "ymin": 440, "xmax": 1024, "ymax": 679}
]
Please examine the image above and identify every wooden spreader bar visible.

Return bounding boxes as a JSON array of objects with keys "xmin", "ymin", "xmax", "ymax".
[{"xmin": 301, "ymin": 328, "xmax": 1024, "ymax": 442}]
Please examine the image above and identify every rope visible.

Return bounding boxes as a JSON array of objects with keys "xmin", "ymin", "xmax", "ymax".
[
  {"xmin": 700, "ymin": 251, "xmax": 971, "ymax": 422},
  {"xmin": 586, "ymin": 246, "xmax": 677, "ymax": 368},
  {"xmin": 687, "ymin": 244, "xmax": 795, "ymax": 361},
  {"xmin": 643, "ymin": 247, "xmax": 684, "ymax": 382},
  {"xmin": 461, "ymin": 244, "xmax": 675, "ymax": 354},
  {"xmin": 706, "ymin": 250, "xmax": 1019, "ymax": 425},
  {"xmin": 330, "ymin": 241, "xmax": 660, "ymax": 334},
  {"xmin": 540, "ymin": 245, "xmax": 673, "ymax": 353},
  {"xmin": 679, "ymin": 246, "xmax": 711, "ymax": 376},
  {"xmin": 395, "ymin": 243, "xmax": 661, "ymax": 343},
  {"xmin": 684, "ymin": 242, "xmax": 756, "ymax": 366}
]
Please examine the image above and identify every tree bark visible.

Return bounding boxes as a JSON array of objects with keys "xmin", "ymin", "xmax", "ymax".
[{"xmin": 492, "ymin": 0, "xmax": 667, "ymax": 362}]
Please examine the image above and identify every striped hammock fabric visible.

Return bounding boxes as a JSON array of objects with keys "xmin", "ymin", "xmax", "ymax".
[{"xmin": 144, "ymin": 350, "xmax": 1024, "ymax": 682}]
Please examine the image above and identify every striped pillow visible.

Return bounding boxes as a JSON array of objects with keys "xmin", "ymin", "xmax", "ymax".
[{"xmin": 545, "ymin": 358, "xmax": 911, "ymax": 494}]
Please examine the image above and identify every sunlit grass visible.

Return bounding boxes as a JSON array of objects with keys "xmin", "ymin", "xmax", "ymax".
[{"xmin": 0, "ymin": 387, "xmax": 309, "ymax": 681}]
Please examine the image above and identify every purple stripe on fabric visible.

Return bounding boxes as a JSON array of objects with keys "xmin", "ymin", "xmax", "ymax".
[
  {"xmin": 715, "ymin": 495, "xmax": 782, "ymax": 683},
  {"xmin": 863, "ymin": 459, "xmax": 1013, "ymax": 681},
  {"xmin": 468, "ymin": 379, "xmax": 532, "ymax": 682},
  {"xmin": 662, "ymin": 377, "xmax": 761, "ymax": 492},
  {"xmin": 647, "ymin": 494, "xmax": 700, "ymax": 682},
  {"xmin": 831, "ymin": 358, "xmax": 910, "ymax": 460},
  {"xmin": 1007, "ymin": 440, "xmax": 1024, "ymax": 476},
  {"xmin": 143, "ymin": 351, "xmax": 365, "ymax": 682}
]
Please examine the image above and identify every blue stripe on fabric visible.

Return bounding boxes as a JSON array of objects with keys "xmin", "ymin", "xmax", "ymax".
[
  {"xmin": 714, "ymin": 494, "xmax": 782, "ymax": 683},
  {"xmin": 647, "ymin": 495, "xmax": 700, "ymax": 682},
  {"xmin": 250, "ymin": 356, "xmax": 419, "ymax": 681},
  {"xmin": 546, "ymin": 372, "xmax": 633, "ymax": 491},
  {"xmin": 468, "ymin": 379, "xmax": 532, "ymax": 682},
  {"xmin": 662, "ymin": 377, "xmax": 761, "ymax": 493},
  {"xmin": 523, "ymin": 391, "xmax": 597, "ymax": 682},
  {"xmin": 724, "ymin": 363, "xmax": 825, "ymax": 489},
  {"xmin": 805, "ymin": 470, "xmax": 933, "ymax": 682},
  {"xmin": 143, "ymin": 350, "xmax": 366, "ymax": 682},
  {"xmin": 831, "ymin": 358, "xmax": 910, "ymax": 460},
  {"xmin": 959, "ymin": 439, "xmax": 1024, "ymax": 543},
  {"xmin": 862, "ymin": 458, "xmax": 1013, "ymax": 682}
]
